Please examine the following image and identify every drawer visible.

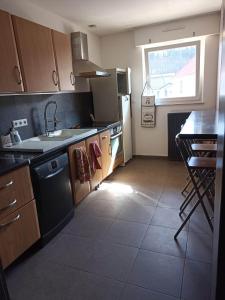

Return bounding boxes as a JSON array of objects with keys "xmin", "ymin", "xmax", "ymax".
[
  {"xmin": 0, "ymin": 200, "xmax": 40, "ymax": 269},
  {"xmin": 0, "ymin": 166, "xmax": 34, "ymax": 219}
]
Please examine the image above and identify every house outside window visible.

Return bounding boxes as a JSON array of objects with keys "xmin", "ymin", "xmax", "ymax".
[{"xmin": 144, "ymin": 40, "xmax": 202, "ymax": 105}]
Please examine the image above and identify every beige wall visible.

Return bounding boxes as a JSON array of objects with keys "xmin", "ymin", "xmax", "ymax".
[{"xmin": 101, "ymin": 16, "xmax": 220, "ymax": 156}]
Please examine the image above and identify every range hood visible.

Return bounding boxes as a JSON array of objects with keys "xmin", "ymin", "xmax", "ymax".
[{"xmin": 71, "ymin": 32, "xmax": 110, "ymax": 78}]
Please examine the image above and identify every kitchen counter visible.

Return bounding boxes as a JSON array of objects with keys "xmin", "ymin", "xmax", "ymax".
[
  {"xmin": 0, "ymin": 122, "xmax": 120, "ymax": 176},
  {"xmin": 0, "ymin": 153, "xmax": 34, "ymax": 177}
]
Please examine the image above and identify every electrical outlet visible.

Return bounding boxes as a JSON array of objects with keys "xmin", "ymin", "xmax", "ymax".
[{"xmin": 12, "ymin": 119, "xmax": 28, "ymax": 128}]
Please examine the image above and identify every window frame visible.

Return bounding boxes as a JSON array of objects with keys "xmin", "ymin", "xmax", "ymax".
[{"xmin": 144, "ymin": 40, "xmax": 202, "ymax": 106}]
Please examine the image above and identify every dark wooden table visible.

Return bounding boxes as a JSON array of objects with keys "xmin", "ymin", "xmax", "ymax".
[{"xmin": 179, "ymin": 110, "xmax": 218, "ymax": 139}]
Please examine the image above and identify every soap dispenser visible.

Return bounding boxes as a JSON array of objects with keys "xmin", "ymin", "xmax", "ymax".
[{"xmin": 10, "ymin": 126, "xmax": 22, "ymax": 145}]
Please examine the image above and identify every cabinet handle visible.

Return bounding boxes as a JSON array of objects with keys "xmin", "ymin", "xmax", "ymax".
[
  {"xmin": 0, "ymin": 199, "xmax": 17, "ymax": 212},
  {"xmin": 0, "ymin": 214, "xmax": 20, "ymax": 230},
  {"xmin": 70, "ymin": 72, "xmax": 75, "ymax": 86},
  {"xmin": 101, "ymin": 136, "xmax": 108, "ymax": 139},
  {"xmin": 0, "ymin": 180, "xmax": 14, "ymax": 191},
  {"xmin": 52, "ymin": 70, "xmax": 59, "ymax": 86},
  {"xmin": 109, "ymin": 144, "xmax": 112, "ymax": 156},
  {"xmin": 14, "ymin": 66, "xmax": 22, "ymax": 85}
]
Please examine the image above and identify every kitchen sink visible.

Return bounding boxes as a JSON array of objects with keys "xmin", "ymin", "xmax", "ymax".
[{"xmin": 29, "ymin": 128, "xmax": 98, "ymax": 141}]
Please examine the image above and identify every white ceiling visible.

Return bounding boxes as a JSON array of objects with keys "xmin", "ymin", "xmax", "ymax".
[{"xmin": 26, "ymin": 0, "xmax": 221, "ymax": 35}]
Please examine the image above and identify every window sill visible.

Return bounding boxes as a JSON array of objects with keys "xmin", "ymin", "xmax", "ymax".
[{"xmin": 155, "ymin": 99, "xmax": 204, "ymax": 107}]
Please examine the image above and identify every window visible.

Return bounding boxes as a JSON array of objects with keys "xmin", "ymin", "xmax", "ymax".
[{"xmin": 144, "ymin": 41, "xmax": 201, "ymax": 105}]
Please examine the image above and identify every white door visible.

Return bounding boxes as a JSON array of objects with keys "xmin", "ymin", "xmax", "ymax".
[{"xmin": 122, "ymin": 95, "xmax": 132, "ymax": 163}]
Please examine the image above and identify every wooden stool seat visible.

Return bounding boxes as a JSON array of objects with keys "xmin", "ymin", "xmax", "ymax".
[
  {"xmin": 191, "ymin": 143, "xmax": 217, "ymax": 152},
  {"xmin": 188, "ymin": 157, "xmax": 216, "ymax": 169}
]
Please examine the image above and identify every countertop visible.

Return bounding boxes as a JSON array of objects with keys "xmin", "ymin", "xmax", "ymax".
[
  {"xmin": 0, "ymin": 122, "xmax": 120, "ymax": 177},
  {"xmin": 179, "ymin": 110, "xmax": 218, "ymax": 139}
]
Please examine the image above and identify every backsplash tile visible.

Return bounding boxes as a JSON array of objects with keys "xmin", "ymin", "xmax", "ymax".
[{"xmin": 0, "ymin": 92, "xmax": 93, "ymax": 140}]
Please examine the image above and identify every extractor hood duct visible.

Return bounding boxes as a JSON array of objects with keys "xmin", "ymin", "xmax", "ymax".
[{"xmin": 71, "ymin": 32, "xmax": 110, "ymax": 78}]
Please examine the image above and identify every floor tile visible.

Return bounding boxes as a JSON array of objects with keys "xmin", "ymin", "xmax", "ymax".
[
  {"xmin": 181, "ymin": 259, "xmax": 212, "ymax": 300},
  {"xmin": 6, "ymin": 255, "xmax": 124, "ymax": 300},
  {"xmin": 62, "ymin": 215, "xmax": 113, "ymax": 240},
  {"xmin": 189, "ymin": 212, "xmax": 213, "ymax": 236},
  {"xmin": 141, "ymin": 225, "xmax": 187, "ymax": 258},
  {"xmin": 38, "ymin": 234, "xmax": 95, "ymax": 270},
  {"xmin": 158, "ymin": 188, "xmax": 185, "ymax": 209},
  {"xmin": 4, "ymin": 158, "xmax": 212, "ymax": 300},
  {"xmin": 117, "ymin": 200, "xmax": 156, "ymax": 224},
  {"xmin": 78, "ymin": 197, "xmax": 124, "ymax": 218},
  {"xmin": 103, "ymin": 219, "xmax": 148, "ymax": 247},
  {"xmin": 128, "ymin": 249, "xmax": 184, "ymax": 297},
  {"xmin": 121, "ymin": 284, "xmax": 179, "ymax": 300},
  {"xmin": 151, "ymin": 207, "xmax": 189, "ymax": 231},
  {"xmin": 186, "ymin": 231, "xmax": 213, "ymax": 263},
  {"xmin": 127, "ymin": 191, "xmax": 159, "ymax": 207},
  {"xmin": 86, "ymin": 239, "xmax": 138, "ymax": 281}
]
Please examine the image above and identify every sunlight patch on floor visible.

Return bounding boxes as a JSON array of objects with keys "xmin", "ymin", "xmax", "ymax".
[
  {"xmin": 99, "ymin": 181, "xmax": 158, "ymax": 205},
  {"xmin": 99, "ymin": 182, "xmax": 134, "ymax": 194}
]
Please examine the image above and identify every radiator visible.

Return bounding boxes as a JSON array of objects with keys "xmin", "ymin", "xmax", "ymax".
[{"xmin": 167, "ymin": 112, "xmax": 190, "ymax": 160}]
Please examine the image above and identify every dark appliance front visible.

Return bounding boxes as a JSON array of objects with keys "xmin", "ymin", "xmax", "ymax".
[{"xmin": 31, "ymin": 152, "xmax": 74, "ymax": 245}]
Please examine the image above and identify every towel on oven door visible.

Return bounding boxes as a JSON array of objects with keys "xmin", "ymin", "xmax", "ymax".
[
  {"xmin": 89, "ymin": 141, "xmax": 102, "ymax": 173},
  {"xmin": 75, "ymin": 146, "xmax": 91, "ymax": 183}
]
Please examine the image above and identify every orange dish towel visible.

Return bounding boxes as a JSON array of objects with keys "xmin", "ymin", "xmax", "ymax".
[
  {"xmin": 89, "ymin": 141, "xmax": 102, "ymax": 173},
  {"xmin": 75, "ymin": 146, "xmax": 91, "ymax": 183}
]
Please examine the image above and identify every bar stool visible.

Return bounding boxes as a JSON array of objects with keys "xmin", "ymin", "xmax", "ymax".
[
  {"xmin": 174, "ymin": 135, "xmax": 216, "ymax": 239},
  {"xmin": 179, "ymin": 139, "xmax": 216, "ymax": 214}
]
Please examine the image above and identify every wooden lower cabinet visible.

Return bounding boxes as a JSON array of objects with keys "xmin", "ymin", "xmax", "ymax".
[
  {"xmin": 68, "ymin": 141, "xmax": 91, "ymax": 205},
  {"xmin": 99, "ymin": 130, "xmax": 113, "ymax": 180},
  {"xmin": 86, "ymin": 134, "xmax": 103, "ymax": 190},
  {"xmin": 0, "ymin": 166, "xmax": 34, "ymax": 220},
  {"xmin": 0, "ymin": 200, "xmax": 40, "ymax": 269}
]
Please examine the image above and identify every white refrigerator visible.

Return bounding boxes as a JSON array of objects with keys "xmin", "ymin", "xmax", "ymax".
[{"xmin": 90, "ymin": 68, "xmax": 133, "ymax": 163}]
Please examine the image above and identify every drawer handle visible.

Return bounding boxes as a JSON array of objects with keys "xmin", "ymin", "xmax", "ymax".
[
  {"xmin": 0, "ymin": 180, "xmax": 14, "ymax": 191},
  {"xmin": 109, "ymin": 144, "xmax": 112, "ymax": 156},
  {"xmin": 0, "ymin": 214, "xmax": 20, "ymax": 230},
  {"xmin": 0, "ymin": 199, "xmax": 17, "ymax": 212},
  {"xmin": 101, "ymin": 136, "xmax": 107, "ymax": 139}
]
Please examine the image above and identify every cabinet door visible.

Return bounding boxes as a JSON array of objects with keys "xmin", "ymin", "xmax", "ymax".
[
  {"xmin": 0, "ymin": 10, "xmax": 23, "ymax": 93},
  {"xmin": 12, "ymin": 16, "xmax": 58, "ymax": 92},
  {"xmin": 68, "ymin": 141, "xmax": 90, "ymax": 205},
  {"xmin": 0, "ymin": 200, "xmax": 40, "ymax": 269},
  {"xmin": 99, "ymin": 131, "xmax": 112, "ymax": 179},
  {"xmin": 52, "ymin": 30, "xmax": 75, "ymax": 91},
  {"xmin": 86, "ymin": 134, "xmax": 103, "ymax": 190}
]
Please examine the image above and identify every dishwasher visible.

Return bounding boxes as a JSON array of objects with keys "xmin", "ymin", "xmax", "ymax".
[{"xmin": 31, "ymin": 151, "xmax": 74, "ymax": 245}]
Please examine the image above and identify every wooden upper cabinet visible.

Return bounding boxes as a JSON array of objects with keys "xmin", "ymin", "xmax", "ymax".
[
  {"xmin": 12, "ymin": 16, "xmax": 59, "ymax": 92},
  {"xmin": 0, "ymin": 10, "xmax": 23, "ymax": 93},
  {"xmin": 52, "ymin": 30, "xmax": 75, "ymax": 91}
]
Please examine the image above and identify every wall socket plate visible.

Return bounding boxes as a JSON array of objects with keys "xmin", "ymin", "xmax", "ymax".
[{"xmin": 12, "ymin": 119, "xmax": 28, "ymax": 128}]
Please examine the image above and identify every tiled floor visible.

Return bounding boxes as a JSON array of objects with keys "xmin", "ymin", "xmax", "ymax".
[{"xmin": 6, "ymin": 158, "xmax": 213, "ymax": 300}]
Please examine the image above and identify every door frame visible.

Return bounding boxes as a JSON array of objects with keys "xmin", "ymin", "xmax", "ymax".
[{"xmin": 211, "ymin": 1, "xmax": 225, "ymax": 299}]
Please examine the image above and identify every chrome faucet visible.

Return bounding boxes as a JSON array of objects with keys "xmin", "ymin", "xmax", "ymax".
[{"xmin": 44, "ymin": 101, "xmax": 59, "ymax": 135}]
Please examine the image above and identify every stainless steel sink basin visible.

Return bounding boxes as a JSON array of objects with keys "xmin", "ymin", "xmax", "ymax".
[{"xmin": 29, "ymin": 129, "xmax": 98, "ymax": 142}]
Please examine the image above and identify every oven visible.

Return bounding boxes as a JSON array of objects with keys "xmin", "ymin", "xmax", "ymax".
[{"xmin": 109, "ymin": 124, "xmax": 124, "ymax": 167}]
